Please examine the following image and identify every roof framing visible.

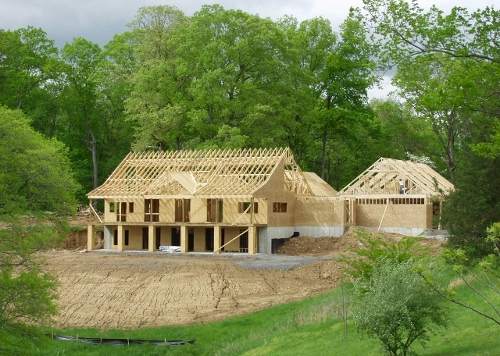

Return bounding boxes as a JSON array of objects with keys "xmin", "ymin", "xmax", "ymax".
[
  {"xmin": 87, "ymin": 147, "xmax": 313, "ymax": 199},
  {"xmin": 338, "ymin": 158, "xmax": 454, "ymax": 197}
]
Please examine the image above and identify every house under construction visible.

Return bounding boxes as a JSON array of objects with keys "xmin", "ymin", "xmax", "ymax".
[
  {"xmin": 86, "ymin": 147, "xmax": 344, "ymax": 254},
  {"xmin": 338, "ymin": 157, "xmax": 454, "ymax": 236},
  {"xmin": 86, "ymin": 149, "xmax": 454, "ymax": 254}
]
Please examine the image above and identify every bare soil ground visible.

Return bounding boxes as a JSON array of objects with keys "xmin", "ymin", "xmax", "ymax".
[{"xmin": 43, "ymin": 222, "xmax": 444, "ymax": 330}]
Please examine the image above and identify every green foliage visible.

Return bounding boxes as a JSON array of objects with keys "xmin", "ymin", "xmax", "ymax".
[
  {"xmin": 0, "ymin": 106, "xmax": 79, "ymax": 216},
  {"xmin": 352, "ymin": 258, "xmax": 448, "ymax": 356},
  {"xmin": 123, "ymin": 5, "xmax": 378, "ymax": 190},
  {"xmin": 0, "ymin": 248, "xmax": 60, "ymax": 325},
  {"xmin": 58, "ymin": 36, "xmax": 135, "ymax": 199},
  {"xmin": 0, "ymin": 27, "xmax": 59, "ymax": 111},
  {"xmin": 339, "ymin": 228, "xmax": 427, "ymax": 281},
  {"xmin": 421, "ymin": 222, "xmax": 500, "ymax": 328},
  {"xmin": 361, "ymin": 0, "xmax": 500, "ymax": 66},
  {"xmin": 361, "ymin": 0, "xmax": 500, "ymax": 247},
  {"xmin": 442, "ymin": 147, "xmax": 500, "ymax": 256},
  {"xmin": 0, "ymin": 106, "xmax": 77, "ymax": 354}
]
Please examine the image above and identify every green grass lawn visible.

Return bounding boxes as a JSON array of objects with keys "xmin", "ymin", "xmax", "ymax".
[{"xmin": 36, "ymin": 267, "xmax": 500, "ymax": 356}]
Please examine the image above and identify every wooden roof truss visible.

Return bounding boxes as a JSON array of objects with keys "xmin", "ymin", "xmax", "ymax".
[
  {"xmin": 87, "ymin": 147, "xmax": 313, "ymax": 199},
  {"xmin": 338, "ymin": 157, "xmax": 454, "ymax": 197}
]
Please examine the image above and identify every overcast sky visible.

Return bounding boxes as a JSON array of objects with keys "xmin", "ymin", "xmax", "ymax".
[{"xmin": 1, "ymin": 0, "xmax": 495, "ymax": 98}]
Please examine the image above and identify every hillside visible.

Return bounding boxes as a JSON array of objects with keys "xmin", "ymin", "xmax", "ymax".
[{"xmin": 44, "ymin": 226, "xmax": 443, "ymax": 330}]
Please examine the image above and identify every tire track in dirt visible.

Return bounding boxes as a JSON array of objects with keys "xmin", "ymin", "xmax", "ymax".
[{"xmin": 42, "ymin": 251, "xmax": 340, "ymax": 329}]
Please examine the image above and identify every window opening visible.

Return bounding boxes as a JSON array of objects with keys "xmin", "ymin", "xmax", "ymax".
[
  {"xmin": 175, "ymin": 199, "xmax": 190, "ymax": 222},
  {"xmin": 144, "ymin": 199, "xmax": 160, "ymax": 222},
  {"xmin": 273, "ymin": 202, "xmax": 287, "ymax": 213},
  {"xmin": 238, "ymin": 202, "xmax": 258, "ymax": 214},
  {"xmin": 207, "ymin": 199, "xmax": 224, "ymax": 222}
]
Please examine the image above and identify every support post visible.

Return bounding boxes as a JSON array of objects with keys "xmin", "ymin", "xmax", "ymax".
[
  {"xmin": 180, "ymin": 225, "xmax": 188, "ymax": 253},
  {"xmin": 214, "ymin": 226, "xmax": 221, "ymax": 254},
  {"xmin": 148, "ymin": 225, "xmax": 155, "ymax": 252},
  {"xmin": 248, "ymin": 226, "xmax": 257, "ymax": 254},
  {"xmin": 104, "ymin": 226, "xmax": 112, "ymax": 249},
  {"xmin": 117, "ymin": 225, "xmax": 124, "ymax": 251},
  {"xmin": 87, "ymin": 224, "xmax": 95, "ymax": 251},
  {"xmin": 350, "ymin": 198, "xmax": 357, "ymax": 226}
]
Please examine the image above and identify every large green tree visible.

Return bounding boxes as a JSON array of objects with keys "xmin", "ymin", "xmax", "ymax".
[
  {"xmin": 361, "ymin": 0, "xmax": 500, "ymax": 253},
  {"xmin": 127, "ymin": 5, "xmax": 297, "ymax": 151},
  {"xmin": 126, "ymin": 5, "xmax": 378, "ymax": 190},
  {"xmin": 0, "ymin": 106, "xmax": 78, "ymax": 354},
  {"xmin": 59, "ymin": 38, "xmax": 104, "ymax": 195},
  {"xmin": 0, "ymin": 27, "xmax": 62, "ymax": 138},
  {"xmin": 125, "ymin": 5, "xmax": 190, "ymax": 151},
  {"xmin": 305, "ymin": 10, "xmax": 377, "ymax": 188},
  {"xmin": 391, "ymin": 55, "xmax": 478, "ymax": 181},
  {"xmin": 95, "ymin": 33, "xmax": 136, "ymax": 184}
]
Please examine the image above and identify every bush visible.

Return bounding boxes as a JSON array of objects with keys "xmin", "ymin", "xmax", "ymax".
[{"xmin": 351, "ymin": 258, "xmax": 447, "ymax": 356}]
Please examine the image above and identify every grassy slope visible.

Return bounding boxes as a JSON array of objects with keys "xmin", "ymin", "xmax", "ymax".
[{"xmin": 38, "ymin": 267, "xmax": 500, "ymax": 356}]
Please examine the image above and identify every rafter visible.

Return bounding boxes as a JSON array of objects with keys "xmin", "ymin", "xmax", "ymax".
[
  {"xmin": 339, "ymin": 157, "xmax": 454, "ymax": 196},
  {"xmin": 87, "ymin": 147, "xmax": 314, "ymax": 199}
]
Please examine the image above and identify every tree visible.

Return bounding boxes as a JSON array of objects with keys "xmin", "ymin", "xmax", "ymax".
[
  {"xmin": 442, "ymin": 146, "xmax": 500, "ymax": 255},
  {"xmin": 59, "ymin": 38, "xmax": 105, "ymax": 195},
  {"xmin": 96, "ymin": 33, "xmax": 136, "ymax": 185},
  {"xmin": 391, "ymin": 56, "xmax": 477, "ymax": 181},
  {"xmin": 340, "ymin": 228, "xmax": 428, "ymax": 281},
  {"xmin": 361, "ymin": 0, "xmax": 500, "ymax": 65},
  {"xmin": 370, "ymin": 99, "xmax": 440, "ymax": 164},
  {"xmin": 352, "ymin": 258, "xmax": 447, "ymax": 356},
  {"xmin": 360, "ymin": 0, "xmax": 500, "ymax": 251},
  {"xmin": 0, "ymin": 27, "xmax": 59, "ymax": 110},
  {"xmin": 0, "ymin": 106, "xmax": 78, "ymax": 354},
  {"xmin": 0, "ymin": 27, "xmax": 63, "ymax": 138},
  {"xmin": 125, "ymin": 5, "xmax": 190, "ymax": 151},
  {"xmin": 275, "ymin": 15, "xmax": 335, "ymax": 165},
  {"xmin": 305, "ymin": 10, "xmax": 377, "ymax": 188}
]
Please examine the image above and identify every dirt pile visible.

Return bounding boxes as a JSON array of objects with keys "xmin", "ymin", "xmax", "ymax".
[
  {"xmin": 64, "ymin": 229, "xmax": 103, "ymax": 250},
  {"xmin": 277, "ymin": 227, "xmax": 443, "ymax": 257}
]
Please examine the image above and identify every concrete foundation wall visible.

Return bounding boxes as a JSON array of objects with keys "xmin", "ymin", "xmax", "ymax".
[
  {"xmin": 258, "ymin": 226, "xmax": 296, "ymax": 254},
  {"xmin": 104, "ymin": 225, "xmax": 112, "ymax": 249},
  {"xmin": 378, "ymin": 227, "xmax": 429, "ymax": 236},
  {"xmin": 294, "ymin": 226, "xmax": 344, "ymax": 238},
  {"xmin": 258, "ymin": 225, "xmax": 344, "ymax": 254}
]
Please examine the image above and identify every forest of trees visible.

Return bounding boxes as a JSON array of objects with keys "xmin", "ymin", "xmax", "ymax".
[{"xmin": 1, "ymin": 0, "xmax": 500, "ymax": 253}]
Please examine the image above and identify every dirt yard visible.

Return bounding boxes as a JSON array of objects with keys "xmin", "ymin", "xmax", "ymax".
[{"xmin": 43, "ymin": 225, "xmax": 443, "ymax": 330}]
